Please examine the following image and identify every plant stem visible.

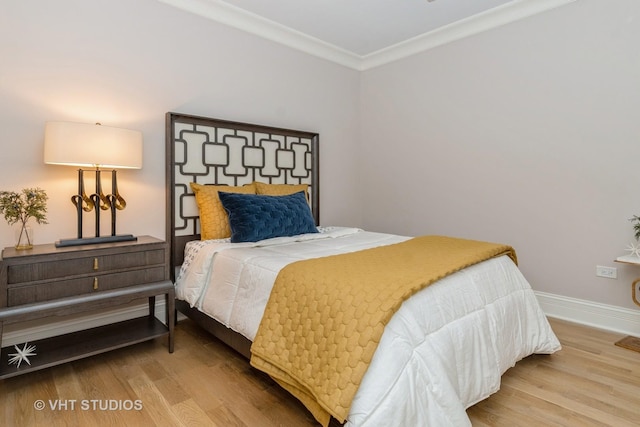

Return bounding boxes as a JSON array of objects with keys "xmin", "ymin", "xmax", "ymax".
[{"xmin": 18, "ymin": 222, "xmax": 31, "ymax": 247}]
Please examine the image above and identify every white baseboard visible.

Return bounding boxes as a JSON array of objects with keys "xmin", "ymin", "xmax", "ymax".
[
  {"xmin": 535, "ymin": 291, "xmax": 640, "ymax": 336},
  {"xmin": 3, "ymin": 292, "xmax": 640, "ymax": 348},
  {"xmin": 2, "ymin": 300, "xmax": 169, "ymax": 347}
]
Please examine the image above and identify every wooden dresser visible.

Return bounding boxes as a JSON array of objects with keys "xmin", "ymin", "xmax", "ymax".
[{"xmin": 0, "ymin": 235, "xmax": 174, "ymax": 379}]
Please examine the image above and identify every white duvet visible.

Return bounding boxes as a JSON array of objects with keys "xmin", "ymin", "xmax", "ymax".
[{"xmin": 176, "ymin": 227, "xmax": 561, "ymax": 426}]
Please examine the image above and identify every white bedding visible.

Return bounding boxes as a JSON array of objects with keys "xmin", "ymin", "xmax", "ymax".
[{"xmin": 176, "ymin": 227, "xmax": 561, "ymax": 426}]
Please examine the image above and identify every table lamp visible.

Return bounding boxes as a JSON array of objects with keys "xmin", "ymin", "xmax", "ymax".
[{"xmin": 44, "ymin": 121, "xmax": 143, "ymax": 247}]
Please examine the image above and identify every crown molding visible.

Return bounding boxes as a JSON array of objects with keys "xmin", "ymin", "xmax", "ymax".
[
  {"xmin": 157, "ymin": 0, "xmax": 577, "ymax": 71},
  {"xmin": 157, "ymin": 0, "xmax": 361, "ymax": 69},
  {"xmin": 360, "ymin": 0, "xmax": 578, "ymax": 70}
]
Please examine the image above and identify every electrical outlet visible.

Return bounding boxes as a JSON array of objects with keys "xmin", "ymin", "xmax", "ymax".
[{"xmin": 596, "ymin": 265, "xmax": 617, "ymax": 279}]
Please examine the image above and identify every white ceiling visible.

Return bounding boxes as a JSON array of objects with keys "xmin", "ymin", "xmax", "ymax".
[
  {"xmin": 224, "ymin": 0, "xmax": 515, "ymax": 56},
  {"xmin": 157, "ymin": 0, "xmax": 576, "ymax": 70}
]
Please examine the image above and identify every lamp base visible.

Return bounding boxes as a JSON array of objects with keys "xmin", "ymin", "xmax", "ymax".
[{"xmin": 55, "ymin": 234, "xmax": 137, "ymax": 248}]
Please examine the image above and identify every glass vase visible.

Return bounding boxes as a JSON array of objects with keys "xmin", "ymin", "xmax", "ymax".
[{"xmin": 15, "ymin": 222, "xmax": 34, "ymax": 250}]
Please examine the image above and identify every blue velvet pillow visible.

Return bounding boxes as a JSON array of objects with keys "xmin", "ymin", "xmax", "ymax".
[{"xmin": 218, "ymin": 191, "xmax": 318, "ymax": 243}]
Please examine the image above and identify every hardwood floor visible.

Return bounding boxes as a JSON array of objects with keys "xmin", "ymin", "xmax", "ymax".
[
  {"xmin": 468, "ymin": 319, "xmax": 640, "ymax": 427},
  {"xmin": 1, "ymin": 317, "xmax": 639, "ymax": 426}
]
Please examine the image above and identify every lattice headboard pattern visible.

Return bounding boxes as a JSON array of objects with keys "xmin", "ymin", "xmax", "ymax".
[{"xmin": 165, "ymin": 112, "xmax": 319, "ymax": 276}]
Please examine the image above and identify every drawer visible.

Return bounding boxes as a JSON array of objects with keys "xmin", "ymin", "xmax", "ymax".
[
  {"xmin": 7, "ymin": 266, "xmax": 166, "ymax": 306},
  {"xmin": 7, "ymin": 249, "xmax": 165, "ymax": 284}
]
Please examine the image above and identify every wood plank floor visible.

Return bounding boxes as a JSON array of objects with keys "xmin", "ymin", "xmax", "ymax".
[{"xmin": 1, "ymin": 317, "xmax": 639, "ymax": 426}]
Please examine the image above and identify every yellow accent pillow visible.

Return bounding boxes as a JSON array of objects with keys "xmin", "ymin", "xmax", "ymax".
[
  {"xmin": 254, "ymin": 182, "xmax": 309, "ymax": 200},
  {"xmin": 190, "ymin": 182, "xmax": 256, "ymax": 240}
]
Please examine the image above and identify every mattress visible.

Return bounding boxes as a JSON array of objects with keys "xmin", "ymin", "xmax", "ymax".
[{"xmin": 175, "ymin": 227, "xmax": 561, "ymax": 426}]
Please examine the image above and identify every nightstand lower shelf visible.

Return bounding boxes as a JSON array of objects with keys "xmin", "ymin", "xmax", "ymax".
[{"xmin": 0, "ymin": 316, "xmax": 168, "ymax": 379}]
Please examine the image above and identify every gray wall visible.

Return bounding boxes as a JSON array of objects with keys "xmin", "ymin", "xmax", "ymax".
[
  {"xmin": 360, "ymin": 0, "xmax": 640, "ymax": 310},
  {"xmin": 0, "ymin": 0, "xmax": 363, "ymax": 247},
  {"xmin": 2, "ymin": 0, "xmax": 639, "ymax": 316}
]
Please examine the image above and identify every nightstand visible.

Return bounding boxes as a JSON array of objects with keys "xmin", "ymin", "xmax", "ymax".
[
  {"xmin": 614, "ymin": 255, "xmax": 640, "ymax": 307},
  {"xmin": 613, "ymin": 255, "xmax": 640, "ymax": 352},
  {"xmin": 0, "ymin": 236, "xmax": 174, "ymax": 379}
]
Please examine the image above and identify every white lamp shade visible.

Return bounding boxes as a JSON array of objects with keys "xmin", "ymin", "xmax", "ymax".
[{"xmin": 44, "ymin": 121, "xmax": 143, "ymax": 169}]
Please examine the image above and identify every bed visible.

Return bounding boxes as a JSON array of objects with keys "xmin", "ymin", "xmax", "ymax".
[{"xmin": 165, "ymin": 112, "xmax": 561, "ymax": 426}]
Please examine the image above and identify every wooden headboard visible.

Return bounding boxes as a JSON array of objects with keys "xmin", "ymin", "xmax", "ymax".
[{"xmin": 165, "ymin": 112, "xmax": 320, "ymax": 280}]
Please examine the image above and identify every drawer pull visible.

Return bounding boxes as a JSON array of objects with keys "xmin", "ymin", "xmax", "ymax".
[
  {"xmin": 93, "ymin": 258, "xmax": 99, "ymax": 270},
  {"xmin": 93, "ymin": 277, "xmax": 99, "ymax": 290}
]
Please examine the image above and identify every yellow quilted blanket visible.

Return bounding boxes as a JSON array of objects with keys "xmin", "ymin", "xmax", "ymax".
[{"xmin": 250, "ymin": 235, "xmax": 517, "ymax": 426}]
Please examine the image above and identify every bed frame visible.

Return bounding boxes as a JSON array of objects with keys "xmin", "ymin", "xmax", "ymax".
[{"xmin": 165, "ymin": 112, "xmax": 320, "ymax": 358}]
